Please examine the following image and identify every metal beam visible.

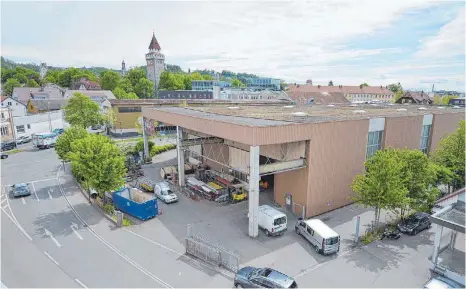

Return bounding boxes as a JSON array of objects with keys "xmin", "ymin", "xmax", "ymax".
[
  {"xmin": 181, "ymin": 137, "xmax": 224, "ymax": 148},
  {"xmin": 259, "ymin": 159, "xmax": 306, "ymax": 175}
]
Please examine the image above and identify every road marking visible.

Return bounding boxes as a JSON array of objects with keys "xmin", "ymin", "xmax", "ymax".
[
  {"xmin": 294, "ymin": 248, "xmax": 356, "ymax": 278},
  {"xmin": 74, "ymin": 279, "xmax": 87, "ymax": 288},
  {"xmin": 2, "ymin": 204, "xmax": 7, "ymax": 209},
  {"xmin": 2, "ymin": 185, "xmax": 33, "ymax": 241},
  {"xmin": 48, "ymin": 189, "xmax": 53, "ymax": 200},
  {"xmin": 1, "ymin": 198, "xmax": 6, "ymax": 205},
  {"xmin": 43, "ymin": 251, "xmax": 59, "ymax": 266},
  {"xmin": 70, "ymin": 222, "xmax": 83, "ymax": 240},
  {"xmin": 21, "ymin": 197, "xmax": 26, "ymax": 205},
  {"xmin": 31, "ymin": 182, "xmax": 39, "ymax": 202},
  {"xmin": 1, "ymin": 159, "xmax": 56, "ymax": 168},
  {"xmin": 32, "ymin": 177, "xmax": 57, "ymax": 184},
  {"xmin": 44, "ymin": 228, "xmax": 62, "ymax": 247},
  {"xmin": 123, "ymin": 228, "xmax": 183, "ymax": 256},
  {"xmin": 56, "ymin": 166, "xmax": 173, "ymax": 288}
]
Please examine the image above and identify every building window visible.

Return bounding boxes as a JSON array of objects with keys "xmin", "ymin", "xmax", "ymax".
[
  {"xmin": 420, "ymin": 124, "xmax": 432, "ymax": 154},
  {"xmin": 366, "ymin": 130, "xmax": 383, "ymax": 159},
  {"xmin": 7, "ymin": 102, "xmax": 12, "ymax": 106},
  {"xmin": 1, "ymin": 112, "xmax": 4, "ymax": 119},
  {"xmin": 27, "ymin": 124, "xmax": 31, "ymax": 129},
  {"xmin": 1, "ymin": 126, "xmax": 8, "ymax": 136},
  {"xmin": 16, "ymin": 125, "xmax": 25, "ymax": 133},
  {"xmin": 118, "ymin": 107, "xmax": 142, "ymax": 113}
]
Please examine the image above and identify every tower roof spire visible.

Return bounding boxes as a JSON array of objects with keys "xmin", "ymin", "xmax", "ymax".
[{"xmin": 148, "ymin": 32, "xmax": 161, "ymax": 50}]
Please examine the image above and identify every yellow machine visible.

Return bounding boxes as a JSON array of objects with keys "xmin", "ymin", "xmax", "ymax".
[{"xmin": 231, "ymin": 186, "xmax": 247, "ymax": 203}]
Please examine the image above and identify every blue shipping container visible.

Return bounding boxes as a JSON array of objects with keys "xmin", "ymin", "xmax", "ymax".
[{"xmin": 113, "ymin": 188, "xmax": 158, "ymax": 221}]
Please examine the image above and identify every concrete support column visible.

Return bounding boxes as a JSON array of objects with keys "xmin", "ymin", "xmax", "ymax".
[
  {"xmin": 248, "ymin": 146, "xmax": 260, "ymax": 238},
  {"xmin": 176, "ymin": 126, "xmax": 185, "ymax": 186},
  {"xmin": 449, "ymin": 230, "xmax": 457, "ymax": 249},
  {"xmin": 432, "ymin": 225, "xmax": 443, "ymax": 265},
  {"xmin": 142, "ymin": 117, "xmax": 150, "ymax": 161}
]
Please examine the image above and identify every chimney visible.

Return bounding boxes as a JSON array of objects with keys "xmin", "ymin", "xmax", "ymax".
[
  {"xmin": 380, "ymin": 85, "xmax": 382, "ymax": 88},
  {"xmin": 318, "ymin": 85, "xmax": 321, "ymax": 88}
]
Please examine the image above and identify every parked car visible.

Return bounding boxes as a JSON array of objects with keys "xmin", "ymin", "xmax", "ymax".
[
  {"xmin": 1, "ymin": 154, "xmax": 8, "ymax": 159},
  {"xmin": 154, "ymin": 181, "xmax": 178, "ymax": 203},
  {"xmin": 11, "ymin": 183, "xmax": 31, "ymax": 198},
  {"xmin": 258, "ymin": 205, "xmax": 287, "ymax": 236},
  {"xmin": 234, "ymin": 267, "xmax": 298, "ymax": 288},
  {"xmin": 1, "ymin": 141, "xmax": 17, "ymax": 151},
  {"xmin": 423, "ymin": 276, "xmax": 463, "ymax": 289},
  {"xmin": 295, "ymin": 218, "xmax": 340, "ymax": 255},
  {"xmin": 16, "ymin": 135, "xmax": 32, "ymax": 144},
  {"xmin": 397, "ymin": 212, "xmax": 431, "ymax": 235},
  {"xmin": 53, "ymin": 128, "xmax": 65, "ymax": 135}
]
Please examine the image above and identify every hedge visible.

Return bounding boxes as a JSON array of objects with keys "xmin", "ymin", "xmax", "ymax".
[{"xmin": 150, "ymin": 144, "xmax": 176, "ymax": 157}]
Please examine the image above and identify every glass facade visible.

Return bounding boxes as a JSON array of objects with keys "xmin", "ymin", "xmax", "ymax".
[
  {"xmin": 420, "ymin": 124, "xmax": 432, "ymax": 154},
  {"xmin": 192, "ymin": 80, "xmax": 232, "ymax": 91},
  {"xmin": 247, "ymin": 78, "xmax": 281, "ymax": 90},
  {"xmin": 366, "ymin": 130, "xmax": 384, "ymax": 159}
]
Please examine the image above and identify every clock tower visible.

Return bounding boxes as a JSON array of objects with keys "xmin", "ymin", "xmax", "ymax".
[{"xmin": 145, "ymin": 32, "xmax": 165, "ymax": 98}]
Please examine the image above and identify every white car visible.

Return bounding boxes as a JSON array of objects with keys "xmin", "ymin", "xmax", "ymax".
[{"xmin": 154, "ymin": 182, "xmax": 178, "ymax": 204}]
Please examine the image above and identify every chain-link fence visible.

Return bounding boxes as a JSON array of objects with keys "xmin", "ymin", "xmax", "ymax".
[{"xmin": 186, "ymin": 224, "xmax": 240, "ymax": 272}]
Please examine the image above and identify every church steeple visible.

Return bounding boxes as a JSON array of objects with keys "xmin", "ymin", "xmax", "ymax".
[{"xmin": 148, "ymin": 32, "xmax": 161, "ymax": 51}]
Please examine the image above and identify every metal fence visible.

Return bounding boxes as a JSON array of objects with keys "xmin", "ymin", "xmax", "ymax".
[{"xmin": 186, "ymin": 225, "xmax": 240, "ymax": 272}]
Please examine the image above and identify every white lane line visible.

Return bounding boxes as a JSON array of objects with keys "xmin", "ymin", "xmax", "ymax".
[
  {"xmin": 32, "ymin": 177, "xmax": 57, "ymax": 184},
  {"xmin": 0, "ymin": 208, "xmax": 33, "ymax": 241},
  {"xmin": 21, "ymin": 197, "xmax": 26, "ymax": 205},
  {"xmin": 31, "ymin": 182, "xmax": 39, "ymax": 202},
  {"xmin": 70, "ymin": 222, "xmax": 83, "ymax": 240},
  {"xmin": 43, "ymin": 251, "xmax": 60, "ymax": 266},
  {"xmin": 2, "ymin": 204, "xmax": 7, "ymax": 209},
  {"xmin": 2, "ymin": 159, "xmax": 56, "ymax": 168},
  {"xmin": 122, "ymin": 228, "xmax": 183, "ymax": 256},
  {"xmin": 74, "ymin": 279, "xmax": 88, "ymax": 288},
  {"xmin": 44, "ymin": 228, "xmax": 62, "ymax": 248},
  {"xmin": 48, "ymin": 189, "xmax": 53, "ymax": 200},
  {"xmin": 1, "ymin": 198, "xmax": 6, "ymax": 205},
  {"xmin": 2, "ymin": 185, "xmax": 32, "ymax": 241}
]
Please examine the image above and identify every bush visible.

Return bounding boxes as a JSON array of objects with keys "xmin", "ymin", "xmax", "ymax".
[
  {"xmin": 150, "ymin": 144, "xmax": 176, "ymax": 157},
  {"xmin": 360, "ymin": 227, "xmax": 383, "ymax": 245},
  {"xmin": 122, "ymin": 216, "xmax": 132, "ymax": 226},
  {"xmin": 134, "ymin": 139, "xmax": 154, "ymax": 153},
  {"xmin": 103, "ymin": 203, "xmax": 115, "ymax": 215}
]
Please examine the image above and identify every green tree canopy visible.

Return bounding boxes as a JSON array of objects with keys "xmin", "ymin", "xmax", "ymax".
[
  {"xmin": 328, "ymin": 80, "xmax": 334, "ymax": 86},
  {"xmin": 68, "ymin": 134, "xmax": 126, "ymax": 197},
  {"xmin": 159, "ymin": 71, "xmax": 184, "ymax": 90},
  {"xmin": 113, "ymin": 87, "xmax": 128, "ymax": 99},
  {"xmin": 388, "ymin": 82, "xmax": 403, "ymax": 94},
  {"xmin": 190, "ymin": 72, "xmax": 204, "ymax": 81},
  {"xmin": 55, "ymin": 126, "xmax": 89, "ymax": 161},
  {"xmin": 231, "ymin": 78, "xmax": 244, "ymax": 88},
  {"xmin": 64, "ymin": 92, "xmax": 104, "ymax": 128},
  {"xmin": 431, "ymin": 120, "xmax": 465, "ymax": 191},
  {"xmin": 26, "ymin": 79, "xmax": 40, "ymax": 87},
  {"xmin": 126, "ymin": 68, "xmax": 147, "ymax": 88},
  {"xmin": 360, "ymin": 83, "xmax": 369, "ymax": 87},
  {"xmin": 117, "ymin": 78, "xmax": 134, "ymax": 93},
  {"xmin": 134, "ymin": 78, "xmax": 154, "ymax": 98},
  {"xmin": 100, "ymin": 71, "xmax": 121, "ymax": 91},
  {"xmin": 202, "ymin": 74, "xmax": 214, "ymax": 80},
  {"xmin": 44, "ymin": 70, "xmax": 61, "ymax": 84},
  {"xmin": 351, "ymin": 149, "xmax": 409, "ymax": 229},
  {"xmin": 126, "ymin": 92, "xmax": 139, "ymax": 99},
  {"xmin": 3, "ymin": 78, "xmax": 21, "ymax": 96}
]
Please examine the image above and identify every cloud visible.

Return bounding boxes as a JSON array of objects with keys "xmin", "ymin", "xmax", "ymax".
[
  {"xmin": 416, "ymin": 8, "xmax": 465, "ymax": 59},
  {"xmin": 1, "ymin": 0, "xmax": 464, "ymax": 91}
]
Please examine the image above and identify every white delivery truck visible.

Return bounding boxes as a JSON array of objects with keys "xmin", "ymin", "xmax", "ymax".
[
  {"xmin": 295, "ymin": 218, "xmax": 340, "ymax": 255},
  {"xmin": 154, "ymin": 181, "xmax": 178, "ymax": 204},
  {"xmin": 258, "ymin": 205, "xmax": 287, "ymax": 236},
  {"xmin": 32, "ymin": 132, "xmax": 58, "ymax": 149}
]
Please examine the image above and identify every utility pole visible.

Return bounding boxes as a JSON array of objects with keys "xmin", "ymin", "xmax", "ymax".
[
  {"xmin": 8, "ymin": 107, "xmax": 16, "ymax": 143},
  {"xmin": 47, "ymin": 101, "xmax": 52, "ymax": 131}
]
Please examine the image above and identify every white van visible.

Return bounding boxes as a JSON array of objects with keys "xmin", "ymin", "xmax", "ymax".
[
  {"xmin": 295, "ymin": 218, "xmax": 340, "ymax": 255},
  {"xmin": 258, "ymin": 205, "xmax": 287, "ymax": 236}
]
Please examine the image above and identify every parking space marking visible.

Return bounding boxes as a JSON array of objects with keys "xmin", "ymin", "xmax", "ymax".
[
  {"xmin": 122, "ymin": 228, "xmax": 184, "ymax": 256},
  {"xmin": 21, "ymin": 197, "xmax": 26, "ymax": 205},
  {"xmin": 48, "ymin": 189, "xmax": 53, "ymax": 200},
  {"xmin": 31, "ymin": 182, "xmax": 40, "ymax": 202},
  {"xmin": 294, "ymin": 248, "xmax": 357, "ymax": 278},
  {"xmin": 0, "ymin": 207, "xmax": 33, "ymax": 241},
  {"xmin": 1, "ymin": 198, "xmax": 6, "ymax": 205},
  {"xmin": 32, "ymin": 177, "xmax": 57, "ymax": 184},
  {"xmin": 44, "ymin": 251, "xmax": 60, "ymax": 266}
]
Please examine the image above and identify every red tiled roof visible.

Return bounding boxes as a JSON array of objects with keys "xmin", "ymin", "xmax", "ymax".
[
  {"xmin": 74, "ymin": 78, "xmax": 101, "ymax": 90},
  {"xmin": 148, "ymin": 32, "xmax": 161, "ymax": 50},
  {"xmin": 288, "ymin": 84, "xmax": 394, "ymax": 95},
  {"xmin": 1, "ymin": 96, "xmax": 9, "ymax": 102}
]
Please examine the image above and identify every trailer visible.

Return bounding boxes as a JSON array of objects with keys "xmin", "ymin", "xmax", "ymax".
[
  {"xmin": 32, "ymin": 132, "xmax": 58, "ymax": 149},
  {"xmin": 112, "ymin": 187, "xmax": 158, "ymax": 221}
]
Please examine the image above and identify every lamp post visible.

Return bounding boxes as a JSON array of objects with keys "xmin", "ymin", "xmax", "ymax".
[{"xmin": 47, "ymin": 101, "xmax": 52, "ymax": 132}]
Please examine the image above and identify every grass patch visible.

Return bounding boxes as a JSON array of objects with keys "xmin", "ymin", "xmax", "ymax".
[
  {"xmin": 6, "ymin": 149, "xmax": 23, "ymax": 154},
  {"xmin": 111, "ymin": 214, "xmax": 133, "ymax": 226}
]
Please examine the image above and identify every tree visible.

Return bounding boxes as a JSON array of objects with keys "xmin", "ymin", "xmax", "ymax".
[
  {"xmin": 26, "ymin": 79, "xmax": 40, "ymax": 87},
  {"xmin": 351, "ymin": 149, "xmax": 409, "ymax": 230},
  {"xmin": 3, "ymin": 78, "xmax": 21, "ymax": 96},
  {"xmin": 100, "ymin": 71, "xmax": 121, "ymax": 91},
  {"xmin": 68, "ymin": 134, "xmax": 126, "ymax": 198},
  {"xmin": 55, "ymin": 126, "xmax": 89, "ymax": 161},
  {"xmin": 190, "ymin": 72, "xmax": 204, "ymax": 81},
  {"xmin": 431, "ymin": 120, "xmax": 465, "ymax": 191},
  {"xmin": 1, "ymin": 68, "xmax": 16, "ymax": 83},
  {"xmin": 118, "ymin": 78, "xmax": 134, "ymax": 93},
  {"xmin": 134, "ymin": 78, "xmax": 154, "ymax": 98},
  {"xmin": 103, "ymin": 108, "xmax": 117, "ymax": 129},
  {"xmin": 113, "ymin": 87, "xmax": 128, "ymax": 99},
  {"xmin": 58, "ymin": 68, "xmax": 80, "ymax": 88},
  {"xmin": 44, "ymin": 70, "xmax": 61, "ymax": 84},
  {"xmin": 394, "ymin": 91, "xmax": 404, "ymax": 102},
  {"xmin": 388, "ymin": 83, "xmax": 403, "ymax": 94},
  {"xmin": 159, "ymin": 71, "xmax": 184, "ymax": 90},
  {"xmin": 360, "ymin": 83, "xmax": 369, "ymax": 87},
  {"xmin": 126, "ymin": 68, "xmax": 146, "ymax": 88},
  {"xmin": 231, "ymin": 78, "xmax": 244, "ymax": 88},
  {"xmin": 64, "ymin": 92, "xmax": 104, "ymax": 128},
  {"xmin": 14, "ymin": 73, "xmax": 28, "ymax": 84},
  {"xmin": 328, "ymin": 80, "xmax": 334, "ymax": 86},
  {"xmin": 181, "ymin": 74, "xmax": 192, "ymax": 90},
  {"xmin": 202, "ymin": 74, "xmax": 213, "ymax": 80},
  {"xmin": 434, "ymin": 95, "xmax": 457, "ymax": 105},
  {"xmin": 126, "ymin": 92, "xmax": 139, "ymax": 99}
]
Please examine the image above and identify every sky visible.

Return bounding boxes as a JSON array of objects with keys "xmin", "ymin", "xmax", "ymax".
[{"xmin": 1, "ymin": 0, "xmax": 465, "ymax": 91}]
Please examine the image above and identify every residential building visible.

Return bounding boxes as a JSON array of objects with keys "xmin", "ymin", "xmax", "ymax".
[
  {"xmin": 1, "ymin": 96, "xmax": 27, "ymax": 117},
  {"xmin": 27, "ymin": 99, "xmax": 69, "ymax": 114},
  {"xmin": 430, "ymin": 189, "xmax": 465, "ymax": 286},
  {"xmin": 0, "ymin": 107, "xmax": 14, "ymax": 141},
  {"xmin": 191, "ymin": 80, "xmax": 232, "ymax": 91},
  {"xmin": 217, "ymin": 88, "xmax": 291, "ymax": 101},
  {"xmin": 13, "ymin": 110, "xmax": 67, "ymax": 137},
  {"xmin": 288, "ymin": 83, "xmax": 395, "ymax": 103},
  {"xmin": 159, "ymin": 90, "xmax": 213, "ymax": 99},
  {"xmin": 434, "ymin": 90, "xmax": 466, "ymax": 98},
  {"xmin": 142, "ymin": 104, "xmax": 463, "ymax": 237},
  {"xmin": 247, "ymin": 77, "xmax": 281, "ymax": 90},
  {"xmin": 72, "ymin": 77, "xmax": 101, "ymax": 91},
  {"xmin": 145, "ymin": 32, "xmax": 165, "ymax": 97},
  {"xmin": 396, "ymin": 91, "xmax": 433, "ymax": 105},
  {"xmin": 11, "ymin": 86, "xmax": 64, "ymax": 105}
]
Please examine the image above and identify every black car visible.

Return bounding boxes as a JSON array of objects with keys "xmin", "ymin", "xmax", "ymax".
[
  {"xmin": 397, "ymin": 212, "xmax": 431, "ymax": 235},
  {"xmin": 234, "ymin": 267, "xmax": 298, "ymax": 288},
  {"xmin": 1, "ymin": 141, "xmax": 17, "ymax": 151},
  {"xmin": 1, "ymin": 154, "xmax": 8, "ymax": 159}
]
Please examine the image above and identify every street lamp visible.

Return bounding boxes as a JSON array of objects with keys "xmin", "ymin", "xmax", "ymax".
[{"xmin": 47, "ymin": 101, "xmax": 52, "ymax": 132}]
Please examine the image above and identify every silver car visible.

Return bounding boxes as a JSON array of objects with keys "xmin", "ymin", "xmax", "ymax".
[{"xmin": 154, "ymin": 181, "xmax": 178, "ymax": 204}]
